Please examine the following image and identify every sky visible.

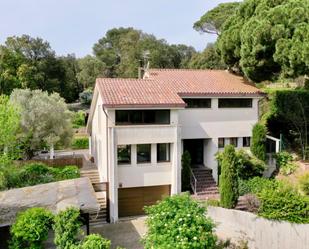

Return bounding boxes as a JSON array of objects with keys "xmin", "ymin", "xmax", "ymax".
[{"xmin": 0, "ymin": 0, "xmax": 234, "ymax": 57}]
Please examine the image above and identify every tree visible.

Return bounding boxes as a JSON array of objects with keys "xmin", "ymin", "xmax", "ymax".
[
  {"xmin": 251, "ymin": 123, "xmax": 267, "ymax": 161},
  {"xmin": 219, "ymin": 145, "xmax": 239, "ymax": 208},
  {"xmin": 216, "ymin": 0, "xmax": 309, "ymax": 82},
  {"xmin": 181, "ymin": 151, "xmax": 191, "ymax": 192},
  {"xmin": 194, "ymin": 2, "xmax": 241, "ymax": 35},
  {"xmin": 77, "ymin": 55, "xmax": 106, "ymax": 89},
  {"xmin": 10, "ymin": 89, "xmax": 73, "ymax": 159},
  {"xmin": 0, "ymin": 95, "xmax": 20, "ymax": 155},
  {"xmin": 188, "ymin": 43, "xmax": 226, "ymax": 69}
]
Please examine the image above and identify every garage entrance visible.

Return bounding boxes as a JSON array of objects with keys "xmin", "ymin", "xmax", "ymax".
[{"xmin": 118, "ymin": 185, "xmax": 171, "ymax": 217}]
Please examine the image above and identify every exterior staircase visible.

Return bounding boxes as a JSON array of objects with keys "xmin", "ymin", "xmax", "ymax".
[
  {"xmin": 191, "ymin": 167, "xmax": 219, "ymax": 200},
  {"xmin": 81, "ymin": 169, "xmax": 108, "ymax": 225}
]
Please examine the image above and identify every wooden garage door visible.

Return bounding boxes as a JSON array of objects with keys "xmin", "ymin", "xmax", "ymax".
[{"xmin": 118, "ymin": 185, "xmax": 171, "ymax": 217}]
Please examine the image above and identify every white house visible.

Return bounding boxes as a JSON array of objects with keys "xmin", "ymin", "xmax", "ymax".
[{"xmin": 87, "ymin": 69, "xmax": 264, "ymax": 222}]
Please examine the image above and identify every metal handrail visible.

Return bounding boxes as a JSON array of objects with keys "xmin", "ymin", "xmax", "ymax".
[{"xmin": 190, "ymin": 168, "xmax": 197, "ymax": 195}]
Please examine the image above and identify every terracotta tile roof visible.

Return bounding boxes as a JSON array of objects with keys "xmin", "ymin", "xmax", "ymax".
[{"xmin": 96, "ymin": 69, "xmax": 263, "ymax": 108}]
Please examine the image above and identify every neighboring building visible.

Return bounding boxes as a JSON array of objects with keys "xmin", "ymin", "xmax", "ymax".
[{"xmin": 87, "ymin": 69, "xmax": 264, "ymax": 222}]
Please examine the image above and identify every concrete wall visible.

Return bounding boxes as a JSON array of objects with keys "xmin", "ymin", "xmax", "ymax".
[{"xmin": 207, "ymin": 206, "xmax": 309, "ymax": 249}]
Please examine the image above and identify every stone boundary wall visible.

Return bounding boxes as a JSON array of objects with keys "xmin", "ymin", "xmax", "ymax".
[{"xmin": 207, "ymin": 206, "xmax": 309, "ymax": 249}]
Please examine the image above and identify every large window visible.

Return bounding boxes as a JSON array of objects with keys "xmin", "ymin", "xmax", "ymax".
[
  {"xmin": 137, "ymin": 144, "xmax": 151, "ymax": 163},
  {"xmin": 117, "ymin": 145, "xmax": 131, "ymax": 165},
  {"xmin": 184, "ymin": 98, "xmax": 211, "ymax": 108},
  {"xmin": 218, "ymin": 138, "xmax": 225, "ymax": 148},
  {"xmin": 243, "ymin": 137, "xmax": 251, "ymax": 147},
  {"xmin": 115, "ymin": 110, "xmax": 170, "ymax": 125},
  {"xmin": 218, "ymin": 98, "xmax": 252, "ymax": 108},
  {"xmin": 157, "ymin": 143, "xmax": 170, "ymax": 162}
]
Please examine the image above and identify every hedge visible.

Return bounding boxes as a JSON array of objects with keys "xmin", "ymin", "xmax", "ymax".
[{"xmin": 71, "ymin": 137, "xmax": 89, "ymax": 149}]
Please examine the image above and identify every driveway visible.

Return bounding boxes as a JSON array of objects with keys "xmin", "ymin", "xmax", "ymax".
[{"xmin": 91, "ymin": 216, "xmax": 147, "ymax": 249}]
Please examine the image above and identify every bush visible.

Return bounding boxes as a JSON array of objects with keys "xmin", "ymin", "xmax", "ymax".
[
  {"xmin": 251, "ymin": 123, "xmax": 267, "ymax": 161},
  {"xmin": 81, "ymin": 234, "xmax": 111, "ymax": 249},
  {"xmin": 275, "ymin": 151, "xmax": 298, "ymax": 175},
  {"xmin": 219, "ymin": 145, "xmax": 239, "ymax": 208},
  {"xmin": 143, "ymin": 193, "xmax": 217, "ymax": 249},
  {"xmin": 71, "ymin": 137, "xmax": 89, "ymax": 149},
  {"xmin": 52, "ymin": 165, "xmax": 80, "ymax": 181},
  {"xmin": 257, "ymin": 184, "xmax": 309, "ymax": 223},
  {"xmin": 238, "ymin": 177, "xmax": 279, "ymax": 196},
  {"xmin": 79, "ymin": 89, "xmax": 93, "ymax": 105},
  {"xmin": 299, "ymin": 172, "xmax": 309, "ymax": 195},
  {"xmin": 181, "ymin": 151, "xmax": 191, "ymax": 192},
  {"xmin": 10, "ymin": 207, "xmax": 54, "ymax": 249},
  {"xmin": 72, "ymin": 111, "xmax": 86, "ymax": 128},
  {"xmin": 53, "ymin": 207, "xmax": 83, "ymax": 249}
]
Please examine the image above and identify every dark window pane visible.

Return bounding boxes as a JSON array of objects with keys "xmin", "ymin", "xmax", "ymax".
[
  {"xmin": 230, "ymin": 137, "xmax": 238, "ymax": 147},
  {"xmin": 184, "ymin": 98, "xmax": 211, "ymax": 108},
  {"xmin": 144, "ymin": 110, "xmax": 155, "ymax": 123},
  {"xmin": 116, "ymin": 110, "xmax": 170, "ymax": 125},
  {"xmin": 157, "ymin": 143, "xmax": 170, "ymax": 162},
  {"xmin": 116, "ymin": 111, "xmax": 129, "ymax": 124},
  {"xmin": 243, "ymin": 137, "xmax": 251, "ymax": 147},
  {"xmin": 218, "ymin": 98, "xmax": 252, "ymax": 108},
  {"xmin": 137, "ymin": 144, "xmax": 151, "ymax": 163},
  {"xmin": 218, "ymin": 138, "xmax": 225, "ymax": 148},
  {"xmin": 155, "ymin": 110, "xmax": 170, "ymax": 124},
  {"xmin": 130, "ymin": 111, "xmax": 143, "ymax": 123},
  {"xmin": 117, "ymin": 145, "xmax": 131, "ymax": 164}
]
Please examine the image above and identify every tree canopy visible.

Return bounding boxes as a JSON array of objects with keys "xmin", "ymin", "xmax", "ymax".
[
  {"xmin": 10, "ymin": 89, "xmax": 73, "ymax": 158},
  {"xmin": 216, "ymin": 0, "xmax": 309, "ymax": 82}
]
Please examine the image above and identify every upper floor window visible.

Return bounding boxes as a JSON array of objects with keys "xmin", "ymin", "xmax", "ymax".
[
  {"xmin": 184, "ymin": 98, "xmax": 211, "ymax": 108},
  {"xmin": 218, "ymin": 98, "xmax": 252, "ymax": 108},
  {"xmin": 218, "ymin": 138, "xmax": 225, "ymax": 148},
  {"xmin": 137, "ymin": 144, "xmax": 151, "ymax": 163},
  {"xmin": 117, "ymin": 145, "xmax": 131, "ymax": 165},
  {"xmin": 230, "ymin": 137, "xmax": 238, "ymax": 147},
  {"xmin": 115, "ymin": 110, "xmax": 170, "ymax": 125},
  {"xmin": 157, "ymin": 143, "xmax": 170, "ymax": 162}
]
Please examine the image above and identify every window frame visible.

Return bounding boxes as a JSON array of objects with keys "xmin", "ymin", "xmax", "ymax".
[
  {"xmin": 218, "ymin": 98, "xmax": 253, "ymax": 108},
  {"xmin": 183, "ymin": 98, "xmax": 212, "ymax": 108},
  {"xmin": 218, "ymin": 138, "xmax": 225, "ymax": 148},
  {"xmin": 115, "ymin": 110, "xmax": 170, "ymax": 125},
  {"xmin": 117, "ymin": 145, "xmax": 131, "ymax": 165},
  {"xmin": 230, "ymin": 137, "xmax": 238, "ymax": 147},
  {"xmin": 136, "ymin": 144, "xmax": 152, "ymax": 164},
  {"xmin": 157, "ymin": 143, "xmax": 171, "ymax": 163},
  {"xmin": 243, "ymin": 137, "xmax": 251, "ymax": 147}
]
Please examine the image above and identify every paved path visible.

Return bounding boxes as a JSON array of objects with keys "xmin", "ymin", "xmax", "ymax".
[{"xmin": 91, "ymin": 217, "xmax": 147, "ymax": 249}]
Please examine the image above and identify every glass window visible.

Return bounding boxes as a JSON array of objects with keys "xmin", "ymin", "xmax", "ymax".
[
  {"xmin": 117, "ymin": 145, "xmax": 131, "ymax": 165},
  {"xmin": 243, "ymin": 137, "xmax": 251, "ymax": 147},
  {"xmin": 230, "ymin": 137, "xmax": 238, "ymax": 147},
  {"xmin": 137, "ymin": 144, "xmax": 151, "ymax": 163},
  {"xmin": 184, "ymin": 98, "xmax": 211, "ymax": 108},
  {"xmin": 218, "ymin": 138, "xmax": 225, "ymax": 148},
  {"xmin": 218, "ymin": 98, "xmax": 252, "ymax": 108},
  {"xmin": 115, "ymin": 110, "xmax": 170, "ymax": 125},
  {"xmin": 157, "ymin": 143, "xmax": 170, "ymax": 162}
]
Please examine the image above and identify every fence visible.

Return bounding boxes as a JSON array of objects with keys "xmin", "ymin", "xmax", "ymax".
[
  {"xmin": 18, "ymin": 157, "xmax": 84, "ymax": 168},
  {"xmin": 207, "ymin": 206, "xmax": 309, "ymax": 249}
]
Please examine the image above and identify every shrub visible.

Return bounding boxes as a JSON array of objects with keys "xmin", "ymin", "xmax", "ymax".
[
  {"xmin": 19, "ymin": 163, "xmax": 54, "ymax": 186},
  {"xmin": 53, "ymin": 207, "xmax": 83, "ymax": 249},
  {"xmin": 251, "ymin": 123, "xmax": 267, "ymax": 161},
  {"xmin": 71, "ymin": 137, "xmax": 89, "ymax": 149},
  {"xmin": 219, "ymin": 145, "xmax": 239, "ymax": 208},
  {"xmin": 52, "ymin": 166, "xmax": 80, "ymax": 181},
  {"xmin": 181, "ymin": 151, "xmax": 191, "ymax": 192},
  {"xmin": 275, "ymin": 151, "xmax": 298, "ymax": 175},
  {"xmin": 242, "ymin": 194, "xmax": 260, "ymax": 213},
  {"xmin": 9, "ymin": 207, "xmax": 54, "ymax": 249},
  {"xmin": 299, "ymin": 172, "xmax": 309, "ymax": 195},
  {"xmin": 257, "ymin": 184, "xmax": 309, "ymax": 223},
  {"xmin": 72, "ymin": 111, "xmax": 86, "ymax": 128},
  {"xmin": 143, "ymin": 193, "xmax": 217, "ymax": 249},
  {"xmin": 238, "ymin": 177, "xmax": 279, "ymax": 196},
  {"xmin": 79, "ymin": 89, "xmax": 93, "ymax": 105},
  {"xmin": 81, "ymin": 234, "xmax": 111, "ymax": 249},
  {"xmin": 205, "ymin": 199, "xmax": 221, "ymax": 207}
]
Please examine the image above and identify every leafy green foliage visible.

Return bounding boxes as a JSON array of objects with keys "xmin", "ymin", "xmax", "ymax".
[
  {"xmin": 143, "ymin": 193, "xmax": 217, "ymax": 249},
  {"xmin": 219, "ymin": 145, "xmax": 239, "ymax": 209},
  {"xmin": 81, "ymin": 234, "xmax": 111, "ymax": 249},
  {"xmin": 10, "ymin": 89, "xmax": 73, "ymax": 159},
  {"xmin": 0, "ymin": 162, "xmax": 80, "ymax": 190},
  {"xmin": 299, "ymin": 172, "xmax": 309, "ymax": 195},
  {"xmin": 188, "ymin": 43, "xmax": 226, "ymax": 70},
  {"xmin": 275, "ymin": 151, "xmax": 298, "ymax": 175},
  {"xmin": 216, "ymin": 0, "xmax": 309, "ymax": 82},
  {"xmin": 194, "ymin": 2, "xmax": 241, "ymax": 34},
  {"xmin": 238, "ymin": 177, "xmax": 279, "ymax": 196},
  {"xmin": 251, "ymin": 123, "xmax": 267, "ymax": 161},
  {"xmin": 9, "ymin": 207, "xmax": 54, "ymax": 249},
  {"xmin": 71, "ymin": 137, "xmax": 89, "ymax": 149},
  {"xmin": 72, "ymin": 111, "xmax": 86, "ymax": 128},
  {"xmin": 79, "ymin": 88, "xmax": 93, "ymax": 106},
  {"xmin": 53, "ymin": 207, "xmax": 83, "ymax": 249},
  {"xmin": 257, "ymin": 184, "xmax": 309, "ymax": 223},
  {"xmin": 181, "ymin": 151, "xmax": 191, "ymax": 192}
]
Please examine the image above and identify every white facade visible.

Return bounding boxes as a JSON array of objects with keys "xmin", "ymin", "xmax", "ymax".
[{"xmin": 88, "ymin": 88, "xmax": 261, "ymax": 222}]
